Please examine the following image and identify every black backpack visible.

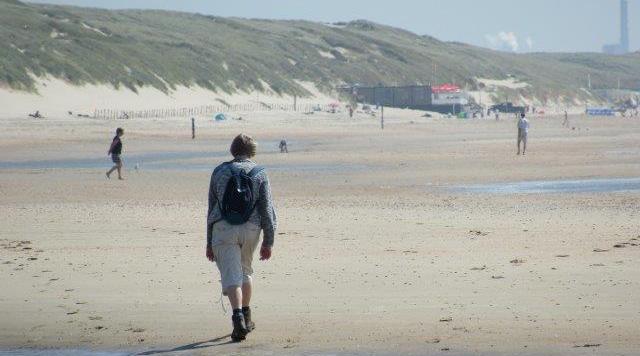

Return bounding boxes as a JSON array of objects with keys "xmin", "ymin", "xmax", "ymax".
[{"xmin": 219, "ymin": 162, "xmax": 264, "ymax": 225}]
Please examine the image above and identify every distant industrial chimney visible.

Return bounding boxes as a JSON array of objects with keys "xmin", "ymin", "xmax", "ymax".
[
  {"xmin": 620, "ymin": 0, "xmax": 629, "ymax": 53},
  {"xmin": 603, "ymin": 0, "xmax": 630, "ymax": 55}
]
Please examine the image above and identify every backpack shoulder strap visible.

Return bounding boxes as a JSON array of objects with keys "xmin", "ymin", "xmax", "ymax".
[
  {"xmin": 247, "ymin": 165, "xmax": 264, "ymax": 177},
  {"xmin": 227, "ymin": 161, "xmax": 243, "ymax": 175}
]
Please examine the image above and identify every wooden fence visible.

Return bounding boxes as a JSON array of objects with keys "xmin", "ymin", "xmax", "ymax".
[{"xmin": 93, "ymin": 102, "xmax": 336, "ymax": 119}]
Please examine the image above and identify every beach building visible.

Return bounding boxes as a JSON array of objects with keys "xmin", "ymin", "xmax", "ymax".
[{"xmin": 339, "ymin": 83, "xmax": 472, "ymax": 114}]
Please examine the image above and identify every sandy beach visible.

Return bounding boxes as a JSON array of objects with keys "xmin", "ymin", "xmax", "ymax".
[{"xmin": 1, "ymin": 109, "xmax": 640, "ymax": 355}]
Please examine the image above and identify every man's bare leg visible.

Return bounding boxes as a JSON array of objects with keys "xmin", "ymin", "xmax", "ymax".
[
  {"xmin": 106, "ymin": 166, "xmax": 117, "ymax": 178},
  {"xmin": 242, "ymin": 281, "xmax": 252, "ymax": 307},
  {"xmin": 116, "ymin": 163, "xmax": 123, "ymax": 180},
  {"xmin": 227, "ymin": 286, "xmax": 242, "ymax": 310}
]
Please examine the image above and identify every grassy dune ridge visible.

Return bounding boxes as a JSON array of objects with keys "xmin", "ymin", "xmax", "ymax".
[{"xmin": 1, "ymin": 0, "xmax": 639, "ymax": 101}]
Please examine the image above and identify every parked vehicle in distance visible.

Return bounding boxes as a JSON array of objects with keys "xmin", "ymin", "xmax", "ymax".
[{"xmin": 489, "ymin": 102, "xmax": 526, "ymax": 114}]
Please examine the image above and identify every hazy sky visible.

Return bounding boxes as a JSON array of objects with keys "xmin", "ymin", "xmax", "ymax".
[{"xmin": 26, "ymin": 0, "xmax": 639, "ymax": 53}]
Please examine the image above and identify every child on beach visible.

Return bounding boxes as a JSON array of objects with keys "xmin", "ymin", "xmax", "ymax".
[
  {"xmin": 106, "ymin": 128, "xmax": 125, "ymax": 180},
  {"xmin": 206, "ymin": 133, "xmax": 277, "ymax": 342}
]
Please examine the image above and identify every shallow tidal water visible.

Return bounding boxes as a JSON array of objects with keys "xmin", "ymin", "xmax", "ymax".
[
  {"xmin": 457, "ymin": 177, "xmax": 640, "ymax": 194},
  {"xmin": 0, "ymin": 152, "xmax": 368, "ymax": 173}
]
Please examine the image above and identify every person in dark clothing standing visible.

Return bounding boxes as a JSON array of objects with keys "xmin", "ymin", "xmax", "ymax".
[
  {"xmin": 206, "ymin": 133, "xmax": 277, "ymax": 342},
  {"xmin": 106, "ymin": 128, "xmax": 125, "ymax": 180}
]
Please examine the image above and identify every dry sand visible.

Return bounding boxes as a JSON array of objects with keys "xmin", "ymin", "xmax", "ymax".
[{"xmin": 1, "ymin": 108, "xmax": 640, "ymax": 356}]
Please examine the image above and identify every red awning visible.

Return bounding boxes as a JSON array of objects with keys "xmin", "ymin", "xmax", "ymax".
[{"xmin": 432, "ymin": 83, "xmax": 461, "ymax": 93}]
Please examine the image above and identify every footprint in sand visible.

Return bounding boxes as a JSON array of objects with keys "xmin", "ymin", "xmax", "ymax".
[
  {"xmin": 574, "ymin": 343, "xmax": 601, "ymax": 348},
  {"xmin": 126, "ymin": 327, "xmax": 145, "ymax": 333}
]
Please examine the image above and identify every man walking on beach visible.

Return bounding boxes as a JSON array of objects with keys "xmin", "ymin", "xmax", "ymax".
[
  {"xmin": 206, "ymin": 133, "xmax": 277, "ymax": 342},
  {"xmin": 279, "ymin": 139, "xmax": 288, "ymax": 153},
  {"xmin": 517, "ymin": 113, "xmax": 529, "ymax": 155},
  {"xmin": 106, "ymin": 127, "xmax": 125, "ymax": 180}
]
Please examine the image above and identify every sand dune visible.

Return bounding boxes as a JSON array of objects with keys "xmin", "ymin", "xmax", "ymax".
[{"xmin": 0, "ymin": 79, "xmax": 338, "ymax": 119}]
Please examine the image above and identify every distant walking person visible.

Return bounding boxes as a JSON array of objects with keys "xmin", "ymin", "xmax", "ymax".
[
  {"xmin": 106, "ymin": 128, "xmax": 125, "ymax": 180},
  {"xmin": 517, "ymin": 113, "xmax": 529, "ymax": 155},
  {"xmin": 562, "ymin": 110, "xmax": 570, "ymax": 127},
  {"xmin": 206, "ymin": 133, "xmax": 277, "ymax": 342},
  {"xmin": 279, "ymin": 139, "xmax": 288, "ymax": 153}
]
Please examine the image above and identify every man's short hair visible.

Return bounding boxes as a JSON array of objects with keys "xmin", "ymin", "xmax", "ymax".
[
  {"xmin": 116, "ymin": 127, "xmax": 124, "ymax": 135},
  {"xmin": 230, "ymin": 133, "xmax": 257, "ymax": 158}
]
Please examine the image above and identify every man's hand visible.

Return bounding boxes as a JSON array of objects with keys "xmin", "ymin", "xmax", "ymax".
[
  {"xmin": 259, "ymin": 246, "xmax": 272, "ymax": 261},
  {"xmin": 206, "ymin": 245, "xmax": 215, "ymax": 262}
]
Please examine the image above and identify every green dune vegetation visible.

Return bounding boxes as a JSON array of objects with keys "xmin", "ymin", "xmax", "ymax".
[{"xmin": 1, "ymin": 0, "xmax": 639, "ymax": 102}]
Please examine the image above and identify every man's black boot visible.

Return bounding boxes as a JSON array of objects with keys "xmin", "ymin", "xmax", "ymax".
[
  {"xmin": 242, "ymin": 306, "xmax": 255, "ymax": 332},
  {"xmin": 231, "ymin": 310, "xmax": 248, "ymax": 342}
]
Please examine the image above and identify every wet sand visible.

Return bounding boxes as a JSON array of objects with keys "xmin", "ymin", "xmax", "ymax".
[{"xmin": 1, "ymin": 110, "xmax": 639, "ymax": 355}]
